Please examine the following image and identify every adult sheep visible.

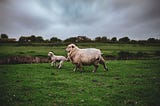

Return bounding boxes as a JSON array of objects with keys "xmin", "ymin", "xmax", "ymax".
[
  {"xmin": 48, "ymin": 51, "xmax": 67, "ymax": 69},
  {"xmin": 66, "ymin": 44, "xmax": 108, "ymax": 72}
]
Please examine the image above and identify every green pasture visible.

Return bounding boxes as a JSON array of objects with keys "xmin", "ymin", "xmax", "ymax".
[
  {"xmin": 0, "ymin": 60, "xmax": 160, "ymax": 105},
  {"xmin": 0, "ymin": 43, "xmax": 160, "ymax": 58}
]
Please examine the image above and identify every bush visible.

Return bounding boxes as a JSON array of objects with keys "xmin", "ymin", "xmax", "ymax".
[
  {"xmin": 118, "ymin": 51, "xmax": 131, "ymax": 59},
  {"xmin": 136, "ymin": 52, "xmax": 145, "ymax": 57},
  {"xmin": 119, "ymin": 37, "xmax": 130, "ymax": 43},
  {"xmin": 118, "ymin": 51, "xmax": 146, "ymax": 60},
  {"xmin": 154, "ymin": 51, "xmax": 160, "ymax": 56}
]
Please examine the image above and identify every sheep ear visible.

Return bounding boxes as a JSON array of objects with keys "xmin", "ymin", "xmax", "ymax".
[{"xmin": 51, "ymin": 51, "xmax": 53, "ymax": 52}]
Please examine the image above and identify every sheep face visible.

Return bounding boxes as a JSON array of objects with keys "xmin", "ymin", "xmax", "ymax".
[
  {"xmin": 66, "ymin": 44, "xmax": 78, "ymax": 53},
  {"xmin": 48, "ymin": 52, "xmax": 54, "ymax": 57}
]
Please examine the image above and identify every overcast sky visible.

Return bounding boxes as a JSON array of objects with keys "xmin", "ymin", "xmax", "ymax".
[{"xmin": 0, "ymin": 0, "xmax": 160, "ymax": 40}]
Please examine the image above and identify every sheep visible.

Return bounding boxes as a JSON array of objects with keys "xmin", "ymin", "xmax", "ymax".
[
  {"xmin": 48, "ymin": 51, "xmax": 67, "ymax": 69},
  {"xmin": 66, "ymin": 44, "xmax": 108, "ymax": 72}
]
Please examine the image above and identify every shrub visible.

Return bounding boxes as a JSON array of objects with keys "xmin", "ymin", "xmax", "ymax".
[
  {"xmin": 154, "ymin": 51, "xmax": 160, "ymax": 56},
  {"xmin": 118, "ymin": 51, "xmax": 131, "ymax": 59}
]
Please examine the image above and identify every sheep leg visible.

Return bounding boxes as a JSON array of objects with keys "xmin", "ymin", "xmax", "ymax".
[
  {"xmin": 73, "ymin": 67, "xmax": 77, "ymax": 72},
  {"xmin": 51, "ymin": 61, "xmax": 54, "ymax": 67},
  {"xmin": 93, "ymin": 64, "xmax": 99, "ymax": 72},
  {"xmin": 58, "ymin": 61, "xmax": 63, "ymax": 69},
  {"xmin": 79, "ymin": 65, "xmax": 83, "ymax": 72},
  {"xmin": 55, "ymin": 62, "xmax": 60, "ymax": 68},
  {"xmin": 51, "ymin": 60, "xmax": 57, "ymax": 67},
  {"xmin": 76, "ymin": 63, "xmax": 83, "ymax": 72},
  {"xmin": 99, "ymin": 57, "xmax": 108, "ymax": 71},
  {"xmin": 73, "ymin": 64, "xmax": 83, "ymax": 72},
  {"xmin": 54, "ymin": 62, "xmax": 57, "ymax": 67},
  {"xmin": 73, "ymin": 65, "xmax": 78, "ymax": 72}
]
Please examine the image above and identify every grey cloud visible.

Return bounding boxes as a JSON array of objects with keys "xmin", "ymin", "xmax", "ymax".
[
  {"xmin": 0, "ymin": 0, "xmax": 52, "ymax": 32},
  {"xmin": 0, "ymin": 0, "xmax": 160, "ymax": 40},
  {"xmin": 38, "ymin": 0, "xmax": 108, "ymax": 26}
]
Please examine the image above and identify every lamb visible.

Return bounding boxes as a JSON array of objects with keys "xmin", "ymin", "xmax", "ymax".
[
  {"xmin": 48, "ymin": 51, "xmax": 67, "ymax": 69},
  {"xmin": 66, "ymin": 44, "xmax": 108, "ymax": 72}
]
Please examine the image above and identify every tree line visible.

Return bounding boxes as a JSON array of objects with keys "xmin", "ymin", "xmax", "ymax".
[{"xmin": 0, "ymin": 34, "xmax": 160, "ymax": 44}]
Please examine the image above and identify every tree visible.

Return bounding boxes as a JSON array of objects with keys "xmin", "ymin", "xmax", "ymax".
[
  {"xmin": 76, "ymin": 36, "xmax": 92, "ymax": 42},
  {"xmin": 18, "ymin": 36, "xmax": 29, "ymax": 43},
  {"xmin": 1, "ymin": 34, "xmax": 8, "ymax": 39},
  {"xmin": 101, "ymin": 36, "xmax": 108, "ymax": 42},
  {"xmin": 95, "ymin": 36, "xmax": 101, "ymax": 42},
  {"xmin": 18, "ymin": 35, "xmax": 44, "ymax": 43},
  {"xmin": 147, "ymin": 38, "xmax": 156, "ymax": 43},
  {"xmin": 95, "ymin": 36, "xmax": 108, "ymax": 42},
  {"xmin": 130, "ymin": 40, "xmax": 137, "ymax": 44},
  {"xmin": 119, "ymin": 37, "xmax": 130, "ymax": 43},
  {"xmin": 111, "ymin": 37, "xmax": 117, "ymax": 42},
  {"xmin": 30, "ymin": 35, "xmax": 36, "ymax": 42},
  {"xmin": 64, "ymin": 37, "xmax": 77, "ymax": 43},
  {"xmin": 50, "ymin": 37, "xmax": 62, "ymax": 43},
  {"xmin": 35, "ymin": 36, "xmax": 44, "ymax": 42}
]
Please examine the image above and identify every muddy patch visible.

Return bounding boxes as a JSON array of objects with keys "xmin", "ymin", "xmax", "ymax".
[{"xmin": 0, "ymin": 56, "xmax": 49, "ymax": 64}]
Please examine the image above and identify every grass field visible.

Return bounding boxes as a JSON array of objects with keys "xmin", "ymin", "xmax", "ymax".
[
  {"xmin": 0, "ymin": 60, "xmax": 160, "ymax": 105},
  {"xmin": 0, "ymin": 43, "xmax": 160, "ymax": 105},
  {"xmin": 0, "ymin": 43, "xmax": 160, "ymax": 58}
]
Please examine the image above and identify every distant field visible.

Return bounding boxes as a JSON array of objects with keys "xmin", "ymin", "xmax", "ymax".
[
  {"xmin": 0, "ymin": 43, "xmax": 160, "ymax": 59},
  {"xmin": 0, "ymin": 60, "xmax": 159, "ymax": 105}
]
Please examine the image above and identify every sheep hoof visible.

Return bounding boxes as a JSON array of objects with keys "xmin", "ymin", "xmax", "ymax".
[{"xmin": 73, "ymin": 68, "xmax": 77, "ymax": 72}]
